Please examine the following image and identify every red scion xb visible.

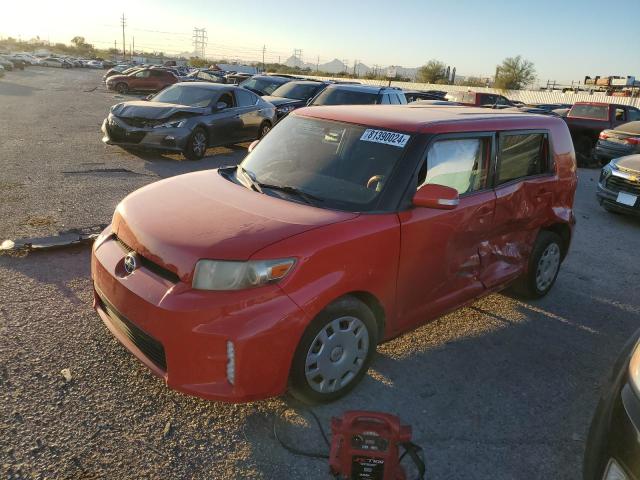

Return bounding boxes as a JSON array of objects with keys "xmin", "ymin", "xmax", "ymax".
[{"xmin": 91, "ymin": 105, "xmax": 577, "ymax": 404}]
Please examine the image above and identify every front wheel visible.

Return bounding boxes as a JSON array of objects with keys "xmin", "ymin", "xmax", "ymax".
[
  {"xmin": 183, "ymin": 128, "xmax": 207, "ymax": 160},
  {"xmin": 258, "ymin": 121, "xmax": 271, "ymax": 139},
  {"xmin": 289, "ymin": 296, "xmax": 378, "ymax": 404},
  {"xmin": 511, "ymin": 231, "xmax": 563, "ymax": 299}
]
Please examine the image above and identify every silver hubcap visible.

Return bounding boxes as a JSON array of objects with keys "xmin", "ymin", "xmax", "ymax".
[
  {"xmin": 261, "ymin": 125, "xmax": 270, "ymax": 137},
  {"xmin": 193, "ymin": 133, "xmax": 206, "ymax": 156},
  {"xmin": 305, "ymin": 316, "xmax": 369, "ymax": 394},
  {"xmin": 536, "ymin": 242, "xmax": 560, "ymax": 291}
]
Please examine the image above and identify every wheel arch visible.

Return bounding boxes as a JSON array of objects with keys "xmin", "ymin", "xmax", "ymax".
[
  {"xmin": 541, "ymin": 222, "xmax": 571, "ymax": 260},
  {"xmin": 336, "ymin": 290, "xmax": 386, "ymax": 341}
]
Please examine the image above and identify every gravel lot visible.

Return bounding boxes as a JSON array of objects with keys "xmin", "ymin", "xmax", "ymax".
[{"xmin": 1, "ymin": 67, "xmax": 639, "ymax": 480}]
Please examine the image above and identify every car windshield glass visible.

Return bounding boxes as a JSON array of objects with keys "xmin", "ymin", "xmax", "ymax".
[
  {"xmin": 239, "ymin": 116, "xmax": 410, "ymax": 211},
  {"xmin": 569, "ymin": 104, "xmax": 608, "ymax": 120},
  {"xmin": 311, "ymin": 88, "xmax": 378, "ymax": 106},
  {"xmin": 270, "ymin": 83, "xmax": 320, "ymax": 100},
  {"xmin": 151, "ymin": 85, "xmax": 214, "ymax": 107},
  {"xmin": 240, "ymin": 77, "xmax": 286, "ymax": 95}
]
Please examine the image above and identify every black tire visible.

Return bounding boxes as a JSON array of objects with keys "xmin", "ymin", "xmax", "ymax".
[
  {"xmin": 574, "ymin": 136, "xmax": 594, "ymax": 167},
  {"xmin": 115, "ymin": 83, "xmax": 128, "ymax": 94},
  {"xmin": 289, "ymin": 296, "xmax": 378, "ymax": 404},
  {"xmin": 510, "ymin": 231, "xmax": 563, "ymax": 299},
  {"xmin": 183, "ymin": 128, "xmax": 208, "ymax": 160},
  {"xmin": 258, "ymin": 121, "xmax": 272, "ymax": 139}
]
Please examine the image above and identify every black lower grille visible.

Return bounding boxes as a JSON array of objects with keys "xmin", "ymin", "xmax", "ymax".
[
  {"xmin": 606, "ymin": 175, "xmax": 640, "ymax": 195},
  {"xmin": 107, "ymin": 122, "xmax": 146, "ymax": 144},
  {"xmin": 98, "ymin": 293, "xmax": 167, "ymax": 371}
]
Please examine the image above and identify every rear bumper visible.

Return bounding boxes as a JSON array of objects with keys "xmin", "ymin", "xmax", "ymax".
[
  {"xmin": 101, "ymin": 118, "xmax": 190, "ymax": 152},
  {"xmin": 91, "ymin": 226, "xmax": 309, "ymax": 402},
  {"xmin": 595, "ymin": 141, "xmax": 635, "ymax": 163}
]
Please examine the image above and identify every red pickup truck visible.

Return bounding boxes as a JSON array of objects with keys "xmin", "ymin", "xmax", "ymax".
[{"xmin": 564, "ymin": 102, "xmax": 640, "ymax": 166}]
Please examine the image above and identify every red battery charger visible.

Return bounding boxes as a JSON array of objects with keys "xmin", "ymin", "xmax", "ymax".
[{"xmin": 329, "ymin": 411, "xmax": 423, "ymax": 480}]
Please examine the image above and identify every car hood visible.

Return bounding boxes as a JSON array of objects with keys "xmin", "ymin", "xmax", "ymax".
[
  {"xmin": 615, "ymin": 154, "xmax": 640, "ymax": 173},
  {"xmin": 112, "ymin": 169, "xmax": 358, "ymax": 281},
  {"xmin": 111, "ymin": 101, "xmax": 208, "ymax": 120},
  {"xmin": 262, "ymin": 96, "xmax": 303, "ymax": 107}
]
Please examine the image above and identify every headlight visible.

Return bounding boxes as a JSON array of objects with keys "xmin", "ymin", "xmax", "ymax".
[
  {"xmin": 153, "ymin": 119, "xmax": 187, "ymax": 129},
  {"xmin": 629, "ymin": 339, "xmax": 640, "ymax": 397},
  {"xmin": 276, "ymin": 104, "xmax": 295, "ymax": 113},
  {"xmin": 192, "ymin": 258, "xmax": 295, "ymax": 291},
  {"xmin": 601, "ymin": 164, "xmax": 613, "ymax": 180}
]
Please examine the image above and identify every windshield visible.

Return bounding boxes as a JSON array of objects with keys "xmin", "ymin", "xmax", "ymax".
[
  {"xmin": 240, "ymin": 77, "xmax": 288, "ymax": 95},
  {"xmin": 239, "ymin": 116, "xmax": 411, "ymax": 211},
  {"xmin": 310, "ymin": 88, "xmax": 378, "ymax": 106},
  {"xmin": 151, "ymin": 85, "xmax": 214, "ymax": 107},
  {"xmin": 270, "ymin": 83, "xmax": 322, "ymax": 100}
]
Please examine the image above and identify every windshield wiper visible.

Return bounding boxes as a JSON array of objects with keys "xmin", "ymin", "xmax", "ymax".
[
  {"xmin": 236, "ymin": 165, "xmax": 262, "ymax": 193},
  {"xmin": 258, "ymin": 183, "xmax": 324, "ymax": 206}
]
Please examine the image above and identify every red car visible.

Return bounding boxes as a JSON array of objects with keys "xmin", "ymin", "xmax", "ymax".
[
  {"xmin": 105, "ymin": 68, "xmax": 178, "ymax": 94},
  {"xmin": 91, "ymin": 105, "xmax": 577, "ymax": 404}
]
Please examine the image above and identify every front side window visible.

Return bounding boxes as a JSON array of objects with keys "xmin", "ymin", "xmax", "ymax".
[
  {"xmin": 420, "ymin": 138, "xmax": 489, "ymax": 195},
  {"xmin": 134, "ymin": 70, "xmax": 150, "ymax": 78},
  {"xmin": 628, "ymin": 109, "xmax": 640, "ymax": 121},
  {"xmin": 497, "ymin": 133, "xmax": 548, "ymax": 185},
  {"xmin": 240, "ymin": 116, "xmax": 411, "ymax": 211}
]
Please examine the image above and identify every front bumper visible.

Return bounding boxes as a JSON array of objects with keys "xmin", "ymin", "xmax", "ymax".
[
  {"xmin": 597, "ymin": 179, "xmax": 640, "ymax": 217},
  {"xmin": 91, "ymin": 227, "xmax": 309, "ymax": 402},
  {"xmin": 101, "ymin": 117, "xmax": 191, "ymax": 152},
  {"xmin": 606, "ymin": 384, "xmax": 640, "ymax": 479}
]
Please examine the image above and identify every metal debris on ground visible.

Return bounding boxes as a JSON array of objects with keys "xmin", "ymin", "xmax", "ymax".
[{"xmin": 0, "ymin": 224, "xmax": 107, "ymax": 255}]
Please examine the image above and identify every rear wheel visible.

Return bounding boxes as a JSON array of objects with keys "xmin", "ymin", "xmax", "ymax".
[
  {"xmin": 115, "ymin": 83, "xmax": 128, "ymax": 94},
  {"xmin": 289, "ymin": 296, "xmax": 378, "ymax": 404},
  {"xmin": 575, "ymin": 136, "xmax": 594, "ymax": 167},
  {"xmin": 183, "ymin": 128, "xmax": 207, "ymax": 160},
  {"xmin": 511, "ymin": 231, "xmax": 563, "ymax": 299}
]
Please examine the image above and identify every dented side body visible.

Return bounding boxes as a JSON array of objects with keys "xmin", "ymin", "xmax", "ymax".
[{"xmin": 91, "ymin": 106, "xmax": 577, "ymax": 402}]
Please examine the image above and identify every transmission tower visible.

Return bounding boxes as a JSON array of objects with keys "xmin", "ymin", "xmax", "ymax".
[
  {"xmin": 293, "ymin": 48, "xmax": 303, "ymax": 64},
  {"xmin": 192, "ymin": 28, "xmax": 208, "ymax": 58}
]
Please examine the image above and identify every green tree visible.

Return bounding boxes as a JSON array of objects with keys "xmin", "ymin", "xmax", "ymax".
[
  {"xmin": 460, "ymin": 76, "xmax": 487, "ymax": 87},
  {"xmin": 416, "ymin": 59, "xmax": 447, "ymax": 84},
  {"xmin": 494, "ymin": 55, "xmax": 536, "ymax": 90},
  {"xmin": 189, "ymin": 57, "xmax": 209, "ymax": 68},
  {"xmin": 71, "ymin": 36, "xmax": 85, "ymax": 48}
]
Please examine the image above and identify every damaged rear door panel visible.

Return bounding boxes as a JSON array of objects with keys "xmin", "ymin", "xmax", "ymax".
[{"xmin": 480, "ymin": 130, "xmax": 558, "ymax": 288}]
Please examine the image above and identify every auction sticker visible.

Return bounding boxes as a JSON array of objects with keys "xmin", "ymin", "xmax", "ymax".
[{"xmin": 360, "ymin": 129, "xmax": 410, "ymax": 148}]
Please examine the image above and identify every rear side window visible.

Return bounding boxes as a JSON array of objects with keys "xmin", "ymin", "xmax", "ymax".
[
  {"xmin": 614, "ymin": 108, "xmax": 626, "ymax": 122},
  {"xmin": 497, "ymin": 133, "xmax": 548, "ymax": 185},
  {"xmin": 569, "ymin": 104, "xmax": 608, "ymax": 120},
  {"xmin": 628, "ymin": 109, "xmax": 640, "ymax": 121},
  {"xmin": 420, "ymin": 138, "xmax": 489, "ymax": 195},
  {"xmin": 235, "ymin": 89, "xmax": 257, "ymax": 107}
]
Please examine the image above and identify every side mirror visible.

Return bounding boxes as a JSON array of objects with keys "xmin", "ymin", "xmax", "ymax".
[
  {"xmin": 412, "ymin": 183, "xmax": 459, "ymax": 210},
  {"xmin": 215, "ymin": 102, "xmax": 228, "ymax": 111},
  {"xmin": 248, "ymin": 140, "xmax": 259, "ymax": 153},
  {"xmin": 144, "ymin": 94, "xmax": 153, "ymax": 101}
]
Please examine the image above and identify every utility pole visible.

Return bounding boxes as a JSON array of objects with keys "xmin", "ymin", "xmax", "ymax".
[
  {"xmin": 120, "ymin": 13, "xmax": 126, "ymax": 59},
  {"xmin": 353, "ymin": 59, "xmax": 357, "ymax": 77},
  {"xmin": 262, "ymin": 44, "xmax": 266, "ymax": 72},
  {"xmin": 316, "ymin": 55, "xmax": 320, "ymax": 72},
  {"xmin": 342, "ymin": 59, "xmax": 348, "ymax": 73},
  {"xmin": 132, "ymin": 36, "xmax": 135, "ymax": 61}
]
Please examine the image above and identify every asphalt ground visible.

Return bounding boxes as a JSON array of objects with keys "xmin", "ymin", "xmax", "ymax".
[{"xmin": 1, "ymin": 67, "xmax": 639, "ymax": 480}]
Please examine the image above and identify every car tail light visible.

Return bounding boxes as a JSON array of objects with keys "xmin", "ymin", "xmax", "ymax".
[
  {"xmin": 226, "ymin": 341, "xmax": 235, "ymax": 385},
  {"xmin": 599, "ymin": 132, "xmax": 609, "ymax": 140},
  {"xmin": 624, "ymin": 137, "xmax": 640, "ymax": 145}
]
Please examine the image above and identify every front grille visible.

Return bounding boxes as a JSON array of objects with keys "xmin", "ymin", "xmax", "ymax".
[
  {"xmin": 97, "ymin": 293, "xmax": 167, "ymax": 371},
  {"xmin": 606, "ymin": 175, "xmax": 640, "ymax": 195},
  {"xmin": 114, "ymin": 235, "xmax": 181, "ymax": 284},
  {"xmin": 107, "ymin": 121, "xmax": 146, "ymax": 144},
  {"xmin": 121, "ymin": 117, "xmax": 160, "ymax": 128}
]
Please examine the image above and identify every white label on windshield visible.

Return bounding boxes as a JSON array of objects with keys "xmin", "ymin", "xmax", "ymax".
[{"xmin": 360, "ymin": 129, "xmax": 410, "ymax": 148}]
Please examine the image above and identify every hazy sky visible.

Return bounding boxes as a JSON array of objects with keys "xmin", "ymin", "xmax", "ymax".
[{"xmin": 2, "ymin": 0, "xmax": 639, "ymax": 83}]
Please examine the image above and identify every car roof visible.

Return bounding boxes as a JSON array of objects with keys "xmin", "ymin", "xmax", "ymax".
[
  {"xmin": 172, "ymin": 82, "xmax": 244, "ymax": 91},
  {"xmin": 294, "ymin": 104, "xmax": 564, "ymax": 134}
]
